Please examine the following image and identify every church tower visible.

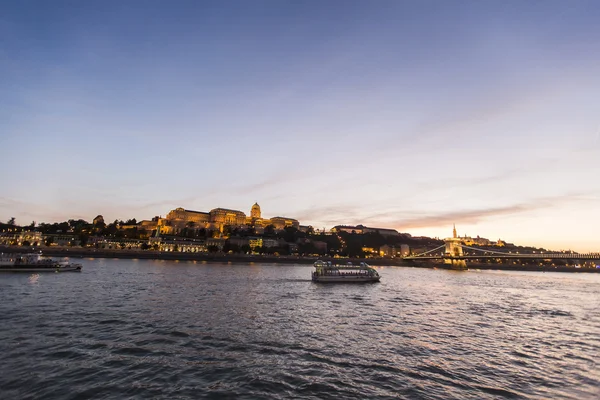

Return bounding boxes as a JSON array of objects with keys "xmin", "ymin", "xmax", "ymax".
[
  {"xmin": 453, "ymin": 224, "xmax": 457, "ymax": 239},
  {"xmin": 250, "ymin": 202, "xmax": 261, "ymax": 219}
]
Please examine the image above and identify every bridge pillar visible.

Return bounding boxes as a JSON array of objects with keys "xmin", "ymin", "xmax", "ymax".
[{"xmin": 444, "ymin": 226, "xmax": 466, "ymax": 269}]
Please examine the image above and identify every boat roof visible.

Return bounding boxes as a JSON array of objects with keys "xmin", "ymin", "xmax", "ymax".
[{"xmin": 314, "ymin": 260, "xmax": 374, "ymax": 269}]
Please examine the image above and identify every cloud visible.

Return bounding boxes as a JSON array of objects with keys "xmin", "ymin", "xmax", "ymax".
[
  {"xmin": 364, "ymin": 193, "xmax": 598, "ymax": 230},
  {"xmin": 293, "ymin": 204, "xmax": 363, "ymax": 226}
]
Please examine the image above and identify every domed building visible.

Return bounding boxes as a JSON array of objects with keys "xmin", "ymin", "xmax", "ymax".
[
  {"xmin": 158, "ymin": 202, "xmax": 299, "ymax": 236},
  {"xmin": 250, "ymin": 202, "xmax": 261, "ymax": 219}
]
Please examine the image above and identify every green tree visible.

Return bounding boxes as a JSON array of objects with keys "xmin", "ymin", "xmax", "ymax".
[
  {"xmin": 264, "ymin": 225, "xmax": 276, "ymax": 237},
  {"xmin": 222, "ymin": 225, "xmax": 233, "ymax": 237},
  {"xmin": 299, "ymin": 242, "xmax": 317, "ymax": 256},
  {"xmin": 79, "ymin": 234, "xmax": 89, "ymax": 247},
  {"xmin": 282, "ymin": 226, "xmax": 301, "ymax": 243},
  {"xmin": 196, "ymin": 227, "xmax": 207, "ymax": 238}
]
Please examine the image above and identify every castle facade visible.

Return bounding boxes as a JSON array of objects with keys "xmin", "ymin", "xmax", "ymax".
[{"xmin": 157, "ymin": 203, "xmax": 299, "ymax": 235}]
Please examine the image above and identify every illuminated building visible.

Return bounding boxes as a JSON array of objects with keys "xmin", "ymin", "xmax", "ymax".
[
  {"xmin": 0, "ymin": 231, "xmax": 42, "ymax": 246},
  {"xmin": 269, "ymin": 216, "xmax": 300, "ymax": 230},
  {"xmin": 445, "ymin": 225, "xmax": 466, "ymax": 269},
  {"xmin": 250, "ymin": 202, "xmax": 261, "ymax": 219},
  {"xmin": 379, "ymin": 244, "xmax": 411, "ymax": 258},
  {"xmin": 158, "ymin": 203, "xmax": 300, "ymax": 236},
  {"xmin": 210, "ymin": 208, "xmax": 246, "ymax": 227},
  {"xmin": 331, "ymin": 225, "xmax": 399, "ymax": 236}
]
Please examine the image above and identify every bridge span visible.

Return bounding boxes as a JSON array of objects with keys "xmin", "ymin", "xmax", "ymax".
[{"xmin": 402, "ymin": 227, "xmax": 599, "ymax": 269}]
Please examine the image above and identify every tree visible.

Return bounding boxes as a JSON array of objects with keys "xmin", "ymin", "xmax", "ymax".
[
  {"xmin": 264, "ymin": 225, "xmax": 276, "ymax": 237},
  {"xmin": 222, "ymin": 225, "xmax": 233, "ymax": 237},
  {"xmin": 299, "ymin": 242, "xmax": 317, "ymax": 256},
  {"xmin": 29, "ymin": 221, "xmax": 36, "ymax": 229},
  {"xmin": 79, "ymin": 234, "xmax": 89, "ymax": 247},
  {"xmin": 241, "ymin": 244, "xmax": 251, "ymax": 254},
  {"xmin": 196, "ymin": 227, "xmax": 207, "ymax": 238},
  {"xmin": 7, "ymin": 217, "xmax": 15, "ymax": 226},
  {"xmin": 281, "ymin": 226, "xmax": 303, "ymax": 243},
  {"xmin": 255, "ymin": 246, "xmax": 267, "ymax": 254}
]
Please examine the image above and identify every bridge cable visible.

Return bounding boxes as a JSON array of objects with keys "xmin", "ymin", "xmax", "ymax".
[{"xmin": 409, "ymin": 245, "xmax": 446, "ymax": 258}]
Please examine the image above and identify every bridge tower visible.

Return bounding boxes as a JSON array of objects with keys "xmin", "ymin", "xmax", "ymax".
[{"xmin": 444, "ymin": 224, "xmax": 467, "ymax": 269}]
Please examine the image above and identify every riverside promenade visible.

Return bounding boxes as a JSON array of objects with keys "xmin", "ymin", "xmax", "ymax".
[
  {"xmin": 1, "ymin": 246, "xmax": 599, "ymax": 272},
  {"xmin": 0, "ymin": 246, "xmax": 400, "ymax": 266}
]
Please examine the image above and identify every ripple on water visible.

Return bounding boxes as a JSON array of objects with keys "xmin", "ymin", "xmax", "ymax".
[{"xmin": 0, "ymin": 260, "xmax": 598, "ymax": 399}]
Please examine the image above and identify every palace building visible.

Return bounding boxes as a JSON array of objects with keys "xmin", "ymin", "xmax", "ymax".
[{"xmin": 157, "ymin": 203, "xmax": 299, "ymax": 235}]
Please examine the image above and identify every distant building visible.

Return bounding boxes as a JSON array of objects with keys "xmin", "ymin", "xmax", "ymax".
[
  {"xmin": 228, "ymin": 237, "xmax": 249, "ymax": 248},
  {"xmin": 362, "ymin": 247, "xmax": 379, "ymax": 256},
  {"xmin": 42, "ymin": 233, "xmax": 79, "ymax": 247},
  {"xmin": 400, "ymin": 244, "xmax": 410, "ymax": 256},
  {"xmin": 158, "ymin": 203, "xmax": 300, "ymax": 236},
  {"xmin": 206, "ymin": 238, "xmax": 226, "ymax": 251},
  {"xmin": 148, "ymin": 235, "xmax": 206, "ymax": 252},
  {"xmin": 0, "ymin": 231, "xmax": 43, "ymax": 246},
  {"xmin": 248, "ymin": 237, "xmax": 262, "ymax": 249},
  {"xmin": 269, "ymin": 216, "xmax": 300, "ymax": 230},
  {"xmin": 379, "ymin": 244, "xmax": 410, "ymax": 258},
  {"xmin": 137, "ymin": 219, "xmax": 159, "ymax": 232},
  {"xmin": 262, "ymin": 238, "xmax": 279, "ymax": 248},
  {"xmin": 331, "ymin": 225, "xmax": 399, "ymax": 236},
  {"xmin": 94, "ymin": 237, "xmax": 146, "ymax": 250},
  {"xmin": 462, "ymin": 235, "xmax": 491, "ymax": 246}
]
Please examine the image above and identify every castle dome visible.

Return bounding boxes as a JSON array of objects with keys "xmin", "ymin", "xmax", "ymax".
[{"xmin": 251, "ymin": 202, "xmax": 261, "ymax": 219}]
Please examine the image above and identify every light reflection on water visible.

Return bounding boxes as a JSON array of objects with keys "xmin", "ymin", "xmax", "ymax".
[{"xmin": 0, "ymin": 259, "xmax": 599, "ymax": 399}]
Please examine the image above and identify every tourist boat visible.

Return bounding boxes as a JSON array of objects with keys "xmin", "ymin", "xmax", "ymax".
[
  {"xmin": 312, "ymin": 260, "xmax": 380, "ymax": 283},
  {"xmin": 0, "ymin": 253, "xmax": 82, "ymax": 272}
]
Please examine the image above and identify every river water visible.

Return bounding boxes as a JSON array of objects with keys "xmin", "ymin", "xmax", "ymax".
[{"xmin": 0, "ymin": 259, "xmax": 598, "ymax": 399}]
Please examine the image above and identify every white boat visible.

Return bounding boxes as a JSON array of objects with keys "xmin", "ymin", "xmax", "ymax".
[
  {"xmin": 0, "ymin": 253, "xmax": 82, "ymax": 272},
  {"xmin": 312, "ymin": 260, "xmax": 380, "ymax": 283}
]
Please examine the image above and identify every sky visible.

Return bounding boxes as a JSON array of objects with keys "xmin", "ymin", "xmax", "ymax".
[{"xmin": 1, "ymin": 0, "xmax": 599, "ymax": 252}]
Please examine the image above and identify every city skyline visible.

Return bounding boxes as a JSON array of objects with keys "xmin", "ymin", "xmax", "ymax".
[{"xmin": 1, "ymin": 1, "xmax": 599, "ymax": 252}]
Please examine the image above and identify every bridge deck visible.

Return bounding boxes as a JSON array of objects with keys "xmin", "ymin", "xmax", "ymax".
[{"xmin": 405, "ymin": 254, "xmax": 600, "ymax": 260}]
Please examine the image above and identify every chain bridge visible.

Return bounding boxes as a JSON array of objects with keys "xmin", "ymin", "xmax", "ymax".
[{"xmin": 403, "ymin": 226, "xmax": 600, "ymax": 269}]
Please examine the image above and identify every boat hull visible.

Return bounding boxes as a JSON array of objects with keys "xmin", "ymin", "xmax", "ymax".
[
  {"xmin": 0, "ymin": 265, "xmax": 82, "ymax": 272},
  {"xmin": 312, "ymin": 275, "xmax": 380, "ymax": 283}
]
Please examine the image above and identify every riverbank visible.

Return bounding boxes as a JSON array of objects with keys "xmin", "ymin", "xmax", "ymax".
[{"xmin": 1, "ymin": 246, "xmax": 598, "ymax": 273}]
